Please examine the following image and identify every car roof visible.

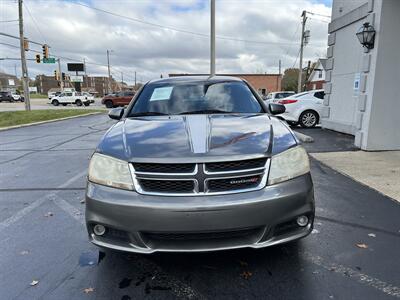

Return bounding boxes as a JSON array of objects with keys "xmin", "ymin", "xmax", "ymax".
[{"xmin": 148, "ymin": 75, "xmax": 244, "ymax": 85}]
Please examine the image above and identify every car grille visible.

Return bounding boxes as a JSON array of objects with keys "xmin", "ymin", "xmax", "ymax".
[
  {"xmin": 137, "ymin": 179, "xmax": 195, "ymax": 194},
  {"xmin": 131, "ymin": 158, "xmax": 269, "ymax": 196},
  {"xmin": 133, "ymin": 163, "xmax": 196, "ymax": 174},
  {"xmin": 207, "ymin": 175, "xmax": 263, "ymax": 193},
  {"xmin": 205, "ymin": 158, "xmax": 266, "ymax": 173}
]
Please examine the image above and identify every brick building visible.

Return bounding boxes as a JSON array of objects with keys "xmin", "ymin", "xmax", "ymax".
[
  {"xmin": 0, "ymin": 72, "xmax": 20, "ymax": 92},
  {"xmin": 169, "ymin": 73, "xmax": 282, "ymax": 97},
  {"xmin": 35, "ymin": 74, "xmax": 119, "ymax": 97}
]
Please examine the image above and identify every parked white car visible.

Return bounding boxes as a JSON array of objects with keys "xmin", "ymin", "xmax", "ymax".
[
  {"xmin": 49, "ymin": 91, "xmax": 93, "ymax": 106},
  {"xmin": 265, "ymin": 91, "xmax": 295, "ymax": 103},
  {"xmin": 11, "ymin": 93, "xmax": 24, "ymax": 102},
  {"xmin": 277, "ymin": 89, "xmax": 325, "ymax": 128}
]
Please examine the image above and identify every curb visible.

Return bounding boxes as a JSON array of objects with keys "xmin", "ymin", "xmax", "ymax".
[
  {"xmin": 294, "ymin": 131, "xmax": 314, "ymax": 143},
  {"xmin": 0, "ymin": 112, "xmax": 105, "ymax": 132}
]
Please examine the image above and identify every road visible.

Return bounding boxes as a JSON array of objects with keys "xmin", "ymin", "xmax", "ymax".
[
  {"xmin": 0, "ymin": 114, "xmax": 399, "ymax": 299},
  {"xmin": 0, "ymin": 98, "xmax": 105, "ymax": 112}
]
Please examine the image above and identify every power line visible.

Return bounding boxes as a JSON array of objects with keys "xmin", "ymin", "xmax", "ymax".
[
  {"xmin": 308, "ymin": 17, "xmax": 330, "ymax": 24},
  {"xmin": 23, "ymin": 1, "xmax": 47, "ymax": 43},
  {"xmin": 72, "ymin": 2, "xmax": 297, "ymax": 46},
  {"xmin": 0, "ymin": 20, "xmax": 19, "ymax": 23},
  {"xmin": 306, "ymin": 11, "xmax": 331, "ymax": 18},
  {"xmin": 291, "ymin": 48, "xmax": 301, "ymax": 69}
]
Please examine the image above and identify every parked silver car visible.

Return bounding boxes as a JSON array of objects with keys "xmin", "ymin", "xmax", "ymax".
[{"xmin": 85, "ymin": 76, "xmax": 314, "ymax": 253}]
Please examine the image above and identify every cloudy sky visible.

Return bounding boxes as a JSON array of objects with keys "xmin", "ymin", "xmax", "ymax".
[{"xmin": 0, "ymin": 0, "xmax": 331, "ymax": 84}]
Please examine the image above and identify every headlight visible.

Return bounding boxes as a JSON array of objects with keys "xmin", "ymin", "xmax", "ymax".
[
  {"xmin": 268, "ymin": 146, "xmax": 310, "ymax": 185},
  {"xmin": 88, "ymin": 153, "xmax": 134, "ymax": 190}
]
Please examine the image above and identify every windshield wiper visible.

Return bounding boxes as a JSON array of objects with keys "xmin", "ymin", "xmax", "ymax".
[
  {"xmin": 178, "ymin": 109, "xmax": 231, "ymax": 115},
  {"xmin": 129, "ymin": 112, "xmax": 168, "ymax": 117}
]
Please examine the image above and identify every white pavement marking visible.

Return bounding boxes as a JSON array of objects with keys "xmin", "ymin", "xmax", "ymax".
[
  {"xmin": 0, "ymin": 170, "xmax": 87, "ymax": 233},
  {"xmin": 53, "ymin": 194, "xmax": 85, "ymax": 225},
  {"xmin": 302, "ymin": 251, "xmax": 400, "ymax": 298}
]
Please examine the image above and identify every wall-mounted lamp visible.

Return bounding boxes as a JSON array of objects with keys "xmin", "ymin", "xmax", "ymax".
[{"xmin": 356, "ymin": 22, "xmax": 376, "ymax": 50}]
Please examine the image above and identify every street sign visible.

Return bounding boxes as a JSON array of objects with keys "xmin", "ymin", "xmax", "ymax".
[
  {"xmin": 43, "ymin": 57, "xmax": 56, "ymax": 63},
  {"xmin": 70, "ymin": 75, "xmax": 83, "ymax": 83}
]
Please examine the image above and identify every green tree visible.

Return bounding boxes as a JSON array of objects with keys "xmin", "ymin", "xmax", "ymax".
[{"xmin": 281, "ymin": 68, "xmax": 299, "ymax": 91}]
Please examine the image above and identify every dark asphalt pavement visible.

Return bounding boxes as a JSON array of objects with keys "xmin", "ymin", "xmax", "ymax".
[{"xmin": 0, "ymin": 115, "xmax": 399, "ymax": 300}]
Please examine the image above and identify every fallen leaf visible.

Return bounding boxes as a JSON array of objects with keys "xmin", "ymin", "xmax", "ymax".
[
  {"xmin": 30, "ymin": 280, "xmax": 39, "ymax": 286},
  {"xmin": 312, "ymin": 229, "xmax": 320, "ymax": 234},
  {"xmin": 83, "ymin": 287, "xmax": 94, "ymax": 294},
  {"xmin": 368, "ymin": 233, "xmax": 376, "ymax": 238},
  {"xmin": 75, "ymin": 212, "xmax": 82, "ymax": 216},
  {"xmin": 356, "ymin": 243, "xmax": 368, "ymax": 249},
  {"xmin": 20, "ymin": 250, "xmax": 29, "ymax": 255},
  {"xmin": 80, "ymin": 199, "xmax": 85, "ymax": 204},
  {"xmin": 240, "ymin": 271, "xmax": 252, "ymax": 280},
  {"xmin": 44, "ymin": 212, "xmax": 53, "ymax": 217}
]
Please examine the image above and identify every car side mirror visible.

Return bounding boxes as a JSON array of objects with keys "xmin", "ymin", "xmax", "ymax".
[
  {"xmin": 269, "ymin": 103, "xmax": 286, "ymax": 115},
  {"xmin": 108, "ymin": 108, "xmax": 124, "ymax": 120}
]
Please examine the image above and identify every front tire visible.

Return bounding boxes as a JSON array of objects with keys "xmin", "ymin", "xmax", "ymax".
[
  {"xmin": 105, "ymin": 100, "xmax": 113, "ymax": 108},
  {"xmin": 75, "ymin": 99, "xmax": 83, "ymax": 106},
  {"xmin": 299, "ymin": 110, "xmax": 319, "ymax": 128},
  {"xmin": 52, "ymin": 100, "xmax": 59, "ymax": 106}
]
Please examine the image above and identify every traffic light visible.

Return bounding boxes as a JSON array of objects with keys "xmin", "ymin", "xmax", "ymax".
[
  {"xmin": 62, "ymin": 73, "xmax": 66, "ymax": 80},
  {"xmin": 54, "ymin": 70, "xmax": 59, "ymax": 80},
  {"xmin": 35, "ymin": 54, "xmax": 41, "ymax": 63},
  {"xmin": 42, "ymin": 44, "xmax": 49, "ymax": 59}
]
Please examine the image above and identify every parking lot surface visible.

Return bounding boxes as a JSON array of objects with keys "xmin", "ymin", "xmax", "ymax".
[
  {"xmin": 0, "ymin": 98, "xmax": 105, "ymax": 112},
  {"xmin": 0, "ymin": 115, "xmax": 399, "ymax": 299}
]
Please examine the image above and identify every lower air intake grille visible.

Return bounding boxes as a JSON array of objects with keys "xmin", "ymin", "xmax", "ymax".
[
  {"xmin": 137, "ymin": 179, "xmax": 195, "ymax": 194},
  {"xmin": 142, "ymin": 227, "xmax": 262, "ymax": 241}
]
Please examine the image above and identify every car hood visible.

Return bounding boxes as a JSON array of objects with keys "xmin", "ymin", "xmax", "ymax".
[{"xmin": 97, "ymin": 114, "xmax": 297, "ymax": 163}]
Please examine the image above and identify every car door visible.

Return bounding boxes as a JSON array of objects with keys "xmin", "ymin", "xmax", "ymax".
[
  {"xmin": 123, "ymin": 92, "xmax": 135, "ymax": 105},
  {"xmin": 311, "ymin": 91, "xmax": 325, "ymax": 116},
  {"xmin": 63, "ymin": 92, "xmax": 73, "ymax": 103}
]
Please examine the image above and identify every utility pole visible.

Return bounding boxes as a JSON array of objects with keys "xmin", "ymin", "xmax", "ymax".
[
  {"xmin": 14, "ymin": 64, "xmax": 17, "ymax": 78},
  {"xmin": 298, "ymin": 10, "xmax": 307, "ymax": 93},
  {"xmin": 278, "ymin": 59, "xmax": 282, "ymax": 91},
  {"xmin": 83, "ymin": 58, "xmax": 87, "ymax": 89},
  {"xmin": 57, "ymin": 58, "xmax": 63, "ymax": 92},
  {"xmin": 210, "ymin": 0, "xmax": 216, "ymax": 76},
  {"xmin": 18, "ymin": 0, "xmax": 30, "ymax": 111},
  {"xmin": 106, "ymin": 50, "xmax": 111, "ymax": 94},
  {"xmin": 134, "ymin": 71, "xmax": 137, "ymax": 87}
]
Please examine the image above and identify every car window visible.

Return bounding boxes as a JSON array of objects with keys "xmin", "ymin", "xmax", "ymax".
[
  {"xmin": 65, "ymin": 92, "xmax": 73, "ymax": 96},
  {"xmin": 314, "ymin": 91, "xmax": 325, "ymax": 99},
  {"xmin": 129, "ymin": 81, "xmax": 263, "ymax": 115}
]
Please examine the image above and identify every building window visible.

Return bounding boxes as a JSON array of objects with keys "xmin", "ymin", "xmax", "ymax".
[
  {"xmin": 261, "ymin": 88, "xmax": 266, "ymax": 95},
  {"xmin": 318, "ymin": 71, "xmax": 323, "ymax": 79}
]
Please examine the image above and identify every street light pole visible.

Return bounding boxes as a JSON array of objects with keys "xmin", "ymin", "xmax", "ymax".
[
  {"xmin": 106, "ymin": 50, "xmax": 111, "ymax": 94},
  {"xmin": 57, "ymin": 58, "xmax": 63, "ymax": 92},
  {"xmin": 298, "ymin": 10, "xmax": 307, "ymax": 93},
  {"xmin": 18, "ymin": 0, "xmax": 30, "ymax": 111},
  {"xmin": 210, "ymin": 0, "xmax": 216, "ymax": 76}
]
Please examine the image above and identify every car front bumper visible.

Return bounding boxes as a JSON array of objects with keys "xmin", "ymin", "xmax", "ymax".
[{"xmin": 85, "ymin": 173, "xmax": 314, "ymax": 253}]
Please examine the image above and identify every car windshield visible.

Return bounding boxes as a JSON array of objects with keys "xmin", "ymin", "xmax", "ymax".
[{"xmin": 128, "ymin": 81, "xmax": 263, "ymax": 116}]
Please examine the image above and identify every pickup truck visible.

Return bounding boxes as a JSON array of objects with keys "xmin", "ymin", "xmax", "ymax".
[{"xmin": 49, "ymin": 91, "xmax": 94, "ymax": 106}]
